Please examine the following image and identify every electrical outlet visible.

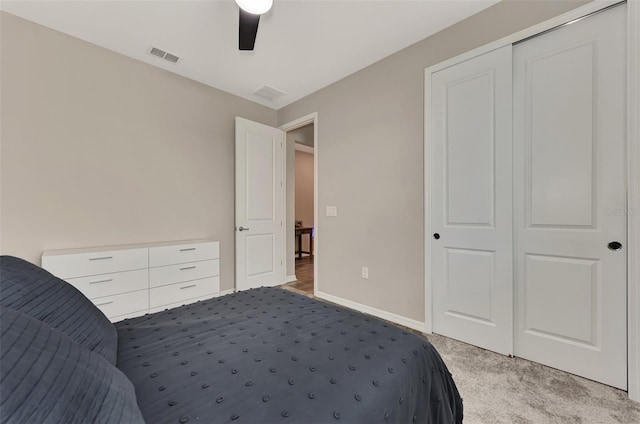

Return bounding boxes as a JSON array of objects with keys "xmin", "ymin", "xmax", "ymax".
[{"xmin": 361, "ymin": 267, "xmax": 369, "ymax": 279}]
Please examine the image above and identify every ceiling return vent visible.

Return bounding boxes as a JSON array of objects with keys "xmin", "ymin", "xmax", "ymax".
[
  {"xmin": 148, "ymin": 47, "xmax": 180, "ymax": 63},
  {"xmin": 253, "ymin": 85, "xmax": 285, "ymax": 102}
]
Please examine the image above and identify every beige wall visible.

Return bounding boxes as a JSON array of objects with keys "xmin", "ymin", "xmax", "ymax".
[
  {"xmin": 295, "ymin": 150, "xmax": 314, "ymax": 253},
  {"xmin": 278, "ymin": 0, "xmax": 589, "ymax": 322},
  {"xmin": 1, "ymin": 1, "xmax": 591, "ymax": 315},
  {"xmin": 0, "ymin": 12, "xmax": 278, "ymax": 292}
]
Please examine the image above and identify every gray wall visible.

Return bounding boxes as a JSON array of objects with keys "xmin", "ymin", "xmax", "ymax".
[
  {"xmin": 1, "ymin": 1, "xmax": 590, "ymax": 317},
  {"xmin": 0, "ymin": 12, "xmax": 277, "ymax": 292},
  {"xmin": 278, "ymin": 0, "xmax": 589, "ymax": 322}
]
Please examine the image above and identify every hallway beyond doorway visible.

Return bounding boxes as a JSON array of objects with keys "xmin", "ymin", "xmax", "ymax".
[{"xmin": 282, "ymin": 256, "xmax": 313, "ymax": 295}]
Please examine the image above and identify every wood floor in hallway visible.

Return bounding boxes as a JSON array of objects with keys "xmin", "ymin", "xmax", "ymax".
[{"xmin": 283, "ymin": 256, "xmax": 313, "ymax": 295}]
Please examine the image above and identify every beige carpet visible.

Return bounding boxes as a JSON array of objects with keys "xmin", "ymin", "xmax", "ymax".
[{"xmin": 426, "ymin": 334, "xmax": 640, "ymax": 424}]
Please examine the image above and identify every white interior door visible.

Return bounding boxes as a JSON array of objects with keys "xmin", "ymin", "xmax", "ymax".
[
  {"xmin": 513, "ymin": 5, "xmax": 627, "ymax": 389},
  {"xmin": 430, "ymin": 45, "xmax": 514, "ymax": 355},
  {"xmin": 235, "ymin": 117, "xmax": 284, "ymax": 291}
]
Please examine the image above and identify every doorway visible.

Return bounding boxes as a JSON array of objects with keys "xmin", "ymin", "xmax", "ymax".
[{"xmin": 280, "ymin": 114, "xmax": 318, "ymax": 296}]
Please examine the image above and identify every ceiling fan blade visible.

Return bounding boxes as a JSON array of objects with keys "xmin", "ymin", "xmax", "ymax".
[{"xmin": 239, "ymin": 9, "xmax": 260, "ymax": 51}]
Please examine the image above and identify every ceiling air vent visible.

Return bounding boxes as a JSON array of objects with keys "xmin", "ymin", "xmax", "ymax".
[
  {"xmin": 253, "ymin": 85, "xmax": 285, "ymax": 102},
  {"xmin": 148, "ymin": 47, "xmax": 180, "ymax": 64},
  {"xmin": 164, "ymin": 53, "xmax": 180, "ymax": 63},
  {"xmin": 150, "ymin": 47, "xmax": 165, "ymax": 58}
]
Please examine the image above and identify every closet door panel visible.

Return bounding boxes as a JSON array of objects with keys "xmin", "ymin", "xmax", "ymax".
[
  {"xmin": 513, "ymin": 4, "xmax": 627, "ymax": 390},
  {"xmin": 430, "ymin": 45, "xmax": 513, "ymax": 355},
  {"xmin": 527, "ymin": 42, "xmax": 595, "ymax": 227}
]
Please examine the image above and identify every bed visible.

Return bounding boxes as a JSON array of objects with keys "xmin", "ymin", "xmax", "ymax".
[{"xmin": 0, "ymin": 255, "xmax": 463, "ymax": 424}]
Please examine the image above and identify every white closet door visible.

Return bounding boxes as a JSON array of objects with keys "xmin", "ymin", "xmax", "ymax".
[
  {"xmin": 430, "ymin": 45, "xmax": 513, "ymax": 355},
  {"xmin": 513, "ymin": 5, "xmax": 627, "ymax": 389}
]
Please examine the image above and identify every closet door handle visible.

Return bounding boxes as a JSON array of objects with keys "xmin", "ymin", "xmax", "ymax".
[
  {"xmin": 433, "ymin": 233, "xmax": 440, "ymax": 240},
  {"xmin": 608, "ymin": 241, "xmax": 622, "ymax": 251}
]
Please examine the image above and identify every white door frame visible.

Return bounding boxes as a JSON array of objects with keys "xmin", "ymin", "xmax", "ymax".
[
  {"xmin": 424, "ymin": 0, "xmax": 639, "ymax": 402},
  {"xmin": 280, "ymin": 112, "xmax": 319, "ymax": 296}
]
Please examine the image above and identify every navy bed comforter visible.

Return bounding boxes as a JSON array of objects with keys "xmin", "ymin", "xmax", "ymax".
[{"xmin": 116, "ymin": 288, "xmax": 463, "ymax": 424}]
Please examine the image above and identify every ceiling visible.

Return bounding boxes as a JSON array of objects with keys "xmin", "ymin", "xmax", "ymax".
[{"xmin": 1, "ymin": 0, "xmax": 500, "ymax": 110}]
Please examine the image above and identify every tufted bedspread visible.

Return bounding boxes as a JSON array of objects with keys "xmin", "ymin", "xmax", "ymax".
[{"xmin": 116, "ymin": 288, "xmax": 463, "ymax": 424}]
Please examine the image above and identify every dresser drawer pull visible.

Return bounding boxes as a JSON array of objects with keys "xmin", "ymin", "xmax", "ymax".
[
  {"xmin": 95, "ymin": 300, "xmax": 114, "ymax": 306},
  {"xmin": 89, "ymin": 256, "xmax": 113, "ymax": 261},
  {"xmin": 89, "ymin": 278, "xmax": 113, "ymax": 285},
  {"xmin": 180, "ymin": 284, "xmax": 197, "ymax": 290},
  {"xmin": 180, "ymin": 248, "xmax": 196, "ymax": 252},
  {"xmin": 180, "ymin": 266, "xmax": 196, "ymax": 271}
]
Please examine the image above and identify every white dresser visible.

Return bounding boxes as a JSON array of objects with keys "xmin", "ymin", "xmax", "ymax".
[{"xmin": 42, "ymin": 240, "xmax": 221, "ymax": 321}]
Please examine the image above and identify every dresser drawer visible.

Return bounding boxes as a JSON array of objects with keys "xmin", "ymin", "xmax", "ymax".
[
  {"xmin": 149, "ymin": 242, "xmax": 219, "ymax": 267},
  {"xmin": 149, "ymin": 259, "xmax": 219, "ymax": 288},
  {"xmin": 148, "ymin": 291, "xmax": 224, "ymax": 314},
  {"xmin": 109, "ymin": 310, "xmax": 148, "ymax": 323},
  {"xmin": 92, "ymin": 290, "xmax": 148, "ymax": 319},
  {"xmin": 42, "ymin": 248, "xmax": 148, "ymax": 279},
  {"xmin": 149, "ymin": 276, "xmax": 219, "ymax": 308},
  {"xmin": 66, "ymin": 269, "xmax": 148, "ymax": 299}
]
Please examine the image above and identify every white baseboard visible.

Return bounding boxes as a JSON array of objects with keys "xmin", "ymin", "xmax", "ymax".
[
  {"xmin": 286, "ymin": 275, "xmax": 298, "ymax": 283},
  {"xmin": 234, "ymin": 281, "xmax": 282, "ymax": 292},
  {"xmin": 218, "ymin": 288, "xmax": 235, "ymax": 296},
  {"xmin": 315, "ymin": 290, "xmax": 427, "ymax": 333}
]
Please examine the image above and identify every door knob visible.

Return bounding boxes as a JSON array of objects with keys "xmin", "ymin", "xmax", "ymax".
[
  {"xmin": 237, "ymin": 226, "xmax": 250, "ymax": 232},
  {"xmin": 433, "ymin": 233, "xmax": 440, "ymax": 240},
  {"xmin": 608, "ymin": 241, "xmax": 622, "ymax": 251}
]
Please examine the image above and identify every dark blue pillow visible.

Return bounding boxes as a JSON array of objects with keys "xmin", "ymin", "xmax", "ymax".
[
  {"xmin": 0, "ymin": 306, "xmax": 145, "ymax": 424},
  {"xmin": 0, "ymin": 255, "xmax": 117, "ymax": 364}
]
